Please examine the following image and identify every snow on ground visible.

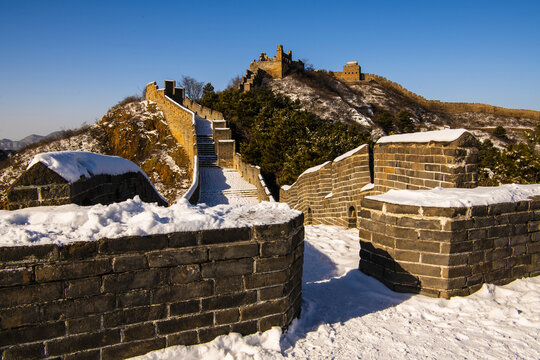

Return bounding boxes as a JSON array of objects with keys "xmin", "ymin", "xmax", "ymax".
[
  {"xmin": 133, "ymin": 225, "xmax": 540, "ymax": 360},
  {"xmin": 369, "ymin": 183, "xmax": 540, "ymax": 207},
  {"xmin": 198, "ymin": 168, "xmax": 259, "ymax": 206},
  {"xmin": 0, "ymin": 199, "xmax": 298, "ymax": 247}
]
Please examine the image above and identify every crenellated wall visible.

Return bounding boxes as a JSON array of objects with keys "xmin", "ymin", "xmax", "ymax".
[
  {"xmin": 359, "ymin": 190, "xmax": 540, "ymax": 298},
  {"xmin": 0, "ymin": 215, "xmax": 304, "ymax": 359},
  {"xmin": 280, "ymin": 145, "xmax": 372, "ymax": 227}
]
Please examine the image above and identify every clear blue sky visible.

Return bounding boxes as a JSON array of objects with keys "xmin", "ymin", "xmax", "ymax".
[{"xmin": 1, "ymin": 0, "xmax": 539, "ymax": 140}]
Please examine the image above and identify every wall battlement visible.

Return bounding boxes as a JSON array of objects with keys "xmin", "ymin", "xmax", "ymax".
[{"xmin": 0, "ymin": 215, "xmax": 304, "ymax": 359}]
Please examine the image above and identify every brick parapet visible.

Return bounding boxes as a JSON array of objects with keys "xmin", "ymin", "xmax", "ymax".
[
  {"xmin": 373, "ymin": 136, "xmax": 478, "ymax": 194},
  {"xmin": 233, "ymin": 153, "xmax": 274, "ymax": 202},
  {"xmin": 145, "ymin": 82, "xmax": 199, "ymax": 204},
  {"xmin": 358, "ymin": 195, "xmax": 540, "ymax": 298},
  {"xmin": 280, "ymin": 145, "xmax": 371, "ymax": 227},
  {"xmin": 0, "ymin": 214, "xmax": 304, "ymax": 359}
]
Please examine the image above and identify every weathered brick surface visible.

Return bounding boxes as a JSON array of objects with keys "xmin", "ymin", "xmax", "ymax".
[
  {"xmin": 0, "ymin": 214, "xmax": 303, "ymax": 359},
  {"xmin": 359, "ymin": 196, "xmax": 539, "ymax": 298}
]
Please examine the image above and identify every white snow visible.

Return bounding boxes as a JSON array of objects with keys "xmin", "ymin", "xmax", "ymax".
[
  {"xmin": 377, "ymin": 128, "xmax": 469, "ymax": 144},
  {"xmin": 324, "ymin": 192, "xmax": 333, "ymax": 199},
  {"xmin": 360, "ymin": 183, "xmax": 374, "ymax": 192},
  {"xmin": 28, "ymin": 151, "xmax": 146, "ymax": 184},
  {"xmin": 333, "ymin": 144, "xmax": 368, "ymax": 163},
  {"xmin": 368, "ymin": 183, "xmax": 540, "ymax": 207},
  {"xmin": 198, "ymin": 168, "xmax": 260, "ymax": 206},
  {"xmin": 132, "ymin": 224, "xmax": 540, "ymax": 360},
  {"xmin": 0, "ymin": 198, "xmax": 299, "ymax": 247},
  {"xmin": 299, "ymin": 161, "xmax": 330, "ymax": 178},
  {"xmin": 281, "ymin": 185, "xmax": 291, "ymax": 191}
]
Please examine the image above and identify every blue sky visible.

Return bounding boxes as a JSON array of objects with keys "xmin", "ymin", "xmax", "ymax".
[{"xmin": 1, "ymin": 0, "xmax": 539, "ymax": 140}]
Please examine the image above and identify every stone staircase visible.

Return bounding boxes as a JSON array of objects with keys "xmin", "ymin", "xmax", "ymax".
[{"xmin": 197, "ymin": 135, "xmax": 217, "ymax": 167}]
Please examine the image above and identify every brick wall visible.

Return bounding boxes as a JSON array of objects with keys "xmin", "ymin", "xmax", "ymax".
[
  {"xmin": 0, "ymin": 214, "xmax": 304, "ymax": 359},
  {"xmin": 7, "ymin": 163, "xmax": 167, "ymax": 210},
  {"xmin": 145, "ymin": 82, "xmax": 197, "ymax": 168},
  {"xmin": 233, "ymin": 153, "xmax": 273, "ymax": 202},
  {"xmin": 280, "ymin": 145, "xmax": 372, "ymax": 227},
  {"xmin": 359, "ymin": 195, "xmax": 540, "ymax": 298},
  {"xmin": 374, "ymin": 133, "xmax": 478, "ymax": 194}
]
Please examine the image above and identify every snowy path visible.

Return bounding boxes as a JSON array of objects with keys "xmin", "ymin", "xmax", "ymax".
[
  {"xmin": 195, "ymin": 116, "xmax": 259, "ymax": 206},
  {"xmin": 134, "ymin": 225, "xmax": 540, "ymax": 360}
]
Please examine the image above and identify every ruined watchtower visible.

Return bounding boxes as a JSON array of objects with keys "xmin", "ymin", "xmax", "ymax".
[
  {"xmin": 334, "ymin": 61, "xmax": 363, "ymax": 82},
  {"xmin": 239, "ymin": 45, "xmax": 304, "ymax": 91}
]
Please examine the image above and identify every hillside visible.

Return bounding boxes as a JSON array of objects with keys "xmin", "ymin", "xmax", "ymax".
[
  {"xmin": 0, "ymin": 99, "xmax": 191, "ymax": 209},
  {"xmin": 266, "ymin": 70, "xmax": 539, "ymax": 147},
  {"xmin": 0, "ymin": 131, "xmax": 62, "ymax": 151}
]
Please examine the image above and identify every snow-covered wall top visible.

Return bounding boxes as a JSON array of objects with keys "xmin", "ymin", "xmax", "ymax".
[
  {"xmin": 367, "ymin": 184, "xmax": 540, "ymax": 207},
  {"xmin": 0, "ymin": 198, "xmax": 300, "ymax": 247},
  {"xmin": 377, "ymin": 129, "xmax": 469, "ymax": 144},
  {"xmin": 28, "ymin": 151, "xmax": 146, "ymax": 184},
  {"xmin": 334, "ymin": 144, "xmax": 368, "ymax": 162}
]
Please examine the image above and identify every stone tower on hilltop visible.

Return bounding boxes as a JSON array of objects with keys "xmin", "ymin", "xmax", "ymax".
[{"xmin": 238, "ymin": 45, "xmax": 305, "ymax": 91}]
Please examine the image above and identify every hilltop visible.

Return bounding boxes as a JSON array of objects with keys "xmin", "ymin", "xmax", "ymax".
[
  {"xmin": 0, "ymin": 99, "xmax": 191, "ymax": 209},
  {"xmin": 266, "ymin": 70, "xmax": 539, "ymax": 147}
]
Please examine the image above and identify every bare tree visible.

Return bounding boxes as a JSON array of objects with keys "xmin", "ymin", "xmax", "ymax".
[
  {"xmin": 180, "ymin": 75, "xmax": 204, "ymax": 101},
  {"xmin": 227, "ymin": 75, "xmax": 243, "ymax": 90}
]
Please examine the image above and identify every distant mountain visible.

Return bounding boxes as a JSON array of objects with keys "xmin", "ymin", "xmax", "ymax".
[{"xmin": 0, "ymin": 131, "xmax": 62, "ymax": 150}]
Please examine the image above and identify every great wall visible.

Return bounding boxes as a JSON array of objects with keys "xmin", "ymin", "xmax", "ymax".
[{"xmin": 1, "ymin": 46, "xmax": 539, "ymax": 358}]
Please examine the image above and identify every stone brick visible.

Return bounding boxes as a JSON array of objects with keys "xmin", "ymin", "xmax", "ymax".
[
  {"xmin": 147, "ymin": 247, "xmax": 207, "ymax": 267},
  {"xmin": 395, "ymin": 239, "xmax": 440, "ymax": 253},
  {"xmin": 259, "ymin": 314, "xmax": 285, "ymax": 332},
  {"xmin": 260, "ymin": 240, "xmax": 291, "ymax": 257},
  {"xmin": 3, "ymin": 343, "xmax": 44, "ymax": 360},
  {"xmin": 200, "ymin": 227, "xmax": 251, "ymax": 245},
  {"xmin": 122, "ymin": 323, "xmax": 156, "ymax": 342},
  {"xmin": 67, "ymin": 315, "xmax": 101, "ymax": 335},
  {"xmin": 421, "ymin": 253, "xmax": 468, "ymax": 266},
  {"xmin": 102, "ymin": 269, "xmax": 165, "ymax": 293},
  {"xmin": 65, "ymin": 349, "xmax": 100, "ymax": 360},
  {"xmin": 253, "ymin": 222, "xmax": 291, "ymax": 239},
  {"xmin": 167, "ymin": 330, "xmax": 198, "ymax": 346},
  {"xmin": 58, "ymin": 241, "xmax": 98, "ymax": 260},
  {"xmin": 42, "ymin": 295, "xmax": 116, "ymax": 321},
  {"xmin": 394, "ymin": 250, "xmax": 420, "ymax": 262},
  {"xmin": 399, "ymin": 262, "xmax": 441, "ymax": 277},
  {"xmin": 46, "ymin": 329, "xmax": 121, "ymax": 356},
  {"xmin": 244, "ymin": 270, "xmax": 288, "ymax": 289},
  {"xmin": 441, "ymin": 266, "xmax": 472, "ymax": 278},
  {"xmin": 0, "ymin": 244, "xmax": 58, "ymax": 264},
  {"xmin": 117, "ymin": 290, "xmax": 151, "ymax": 307},
  {"xmin": 0, "ymin": 321, "xmax": 65, "ymax": 347},
  {"xmin": 157, "ymin": 313, "xmax": 213, "ymax": 335},
  {"xmin": 201, "ymin": 291, "xmax": 257, "ymax": 311},
  {"xmin": 65, "ymin": 277, "xmax": 101, "ymax": 298},
  {"xmin": 209, "ymin": 243, "xmax": 259, "ymax": 260},
  {"xmin": 101, "ymin": 338, "xmax": 166, "ymax": 360},
  {"xmin": 0, "ymin": 304, "xmax": 41, "ymax": 329},
  {"xmin": 215, "ymin": 309, "xmax": 240, "ymax": 325},
  {"xmin": 170, "ymin": 300, "xmax": 200, "ymax": 316},
  {"xmin": 231, "ymin": 320, "xmax": 259, "ymax": 335},
  {"xmin": 98, "ymin": 234, "xmax": 168, "ymax": 254},
  {"xmin": 255, "ymin": 255, "xmax": 291, "ymax": 273},
  {"xmin": 36, "ymin": 258, "xmax": 111, "ymax": 282},
  {"xmin": 152, "ymin": 281, "xmax": 213, "ymax": 303},
  {"xmin": 168, "ymin": 231, "xmax": 199, "ymax": 248},
  {"xmin": 0, "ymin": 267, "xmax": 33, "ymax": 286},
  {"xmin": 214, "ymin": 276, "xmax": 244, "ymax": 294},
  {"xmin": 201, "ymin": 258, "xmax": 253, "ymax": 278},
  {"xmin": 199, "ymin": 325, "xmax": 231, "ymax": 343},
  {"xmin": 259, "ymin": 285, "xmax": 286, "ymax": 301},
  {"xmin": 112, "ymin": 254, "xmax": 148, "ymax": 272},
  {"xmin": 169, "ymin": 264, "xmax": 201, "ymax": 284},
  {"xmin": 0, "ymin": 282, "xmax": 63, "ymax": 308},
  {"xmin": 104, "ymin": 305, "xmax": 166, "ymax": 328},
  {"xmin": 240, "ymin": 298, "xmax": 287, "ymax": 321}
]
